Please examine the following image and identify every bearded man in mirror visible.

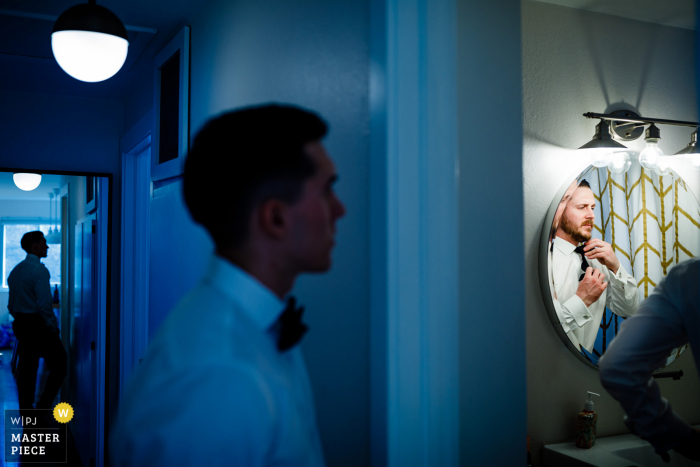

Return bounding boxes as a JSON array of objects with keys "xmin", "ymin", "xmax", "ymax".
[{"xmin": 549, "ymin": 180, "xmax": 639, "ymax": 354}]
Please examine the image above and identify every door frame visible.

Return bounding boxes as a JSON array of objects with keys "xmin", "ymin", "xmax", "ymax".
[
  {"xmin": 119, "ymin": 110, "xmax": 152, "ymax": 399},
  {"xmin": 94, "ymin": 178, "xmax": 109, "ymax": 466},
  {"xmin": 0, "ymin": 166, "xmax": 112, "ymax": 467}
]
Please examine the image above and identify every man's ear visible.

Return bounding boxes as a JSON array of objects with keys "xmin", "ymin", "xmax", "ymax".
[{"xmin": 257, "ymin": 199, "xmax": 287, "ymax": 239}]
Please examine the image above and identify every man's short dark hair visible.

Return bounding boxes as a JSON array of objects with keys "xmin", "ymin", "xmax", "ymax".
[
  {"xmin": 184, "ymin": 104, "xmax": 328, "ymax": 249},
  {"xmin": 21, "ymin": 231, "xmax": 45, "ymax": 254},
  {"xmin": 578, "ymin": 179, "xmax": 591, "ymax": 189}
]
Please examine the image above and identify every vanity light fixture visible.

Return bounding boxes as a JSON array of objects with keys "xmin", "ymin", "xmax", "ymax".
[
  {"xmin": 13, "ymin": 173, "xmax": 42, "ymax": 191},
  {"xmin": 578, "ymin": 119, "xmax": 628, "ymax": 169},
  {"xmin": 638, "ymin": 124, "xmax": 669, "ymax": 175},
  {"xmin": 582, "ymin": 111, "xmax": 700, "ymax": 175},
  {"xmin": 51, "ymin": 0, "xmax": 129, "ymax": 82},
  {"xmin": 674, "ymin": 129, "xmax": 700, "ymax": 172}
]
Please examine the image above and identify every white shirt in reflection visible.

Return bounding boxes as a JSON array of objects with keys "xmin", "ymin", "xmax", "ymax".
[{"xmin": 549, "ymin": 236, "xmax": 639, "ymax": 352}]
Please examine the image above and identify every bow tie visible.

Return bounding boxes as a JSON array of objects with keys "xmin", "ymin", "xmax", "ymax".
[
  {"xmin": 275, "ymin": 296, "xmax": 309, "ymax": 352},
  {"xmin": 573, "ymin": 245, "xmax": 590, "ymax": 281}
]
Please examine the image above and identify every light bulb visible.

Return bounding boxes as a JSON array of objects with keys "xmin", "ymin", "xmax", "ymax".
[
  {"xmin": 686, "ymin": 154, "xmax": 700, "ymax": 172},
  {"xmin": 52, "ymin": 30, "xmax": 128, "ymax": 83},
  {"xmin": 608, "ymin": 152, "xmax": 631, "ymax": 174},
  {"xmin": 654, "ymin": 156, "xmax": 672, "ymax": 176},
  {"xmin": 13, "ymin": 173, "xmax": 42, "ymax": 191},
  {"xmin": 639, "ymin": 140, "xmax": 664, "ymax": 171}
]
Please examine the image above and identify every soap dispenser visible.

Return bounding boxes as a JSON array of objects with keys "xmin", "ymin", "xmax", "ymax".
[{"xmin": 576, "ymin": 391, "xmax": 599, "ymax": 449}]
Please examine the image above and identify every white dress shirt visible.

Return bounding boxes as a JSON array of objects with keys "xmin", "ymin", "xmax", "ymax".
[
  {"xmin": 110, "ymin": 254, "xmax": 326, "ymax": 467},
  {"xmin": 599, "ymin": 258, "xmax": 699, "ymax": 453},
  {"xmin": 549, "ymin": 237, "xmax": 638, "ymax": 352},
  {"xmin": 7, "ymin": 254, "xmax": 59, "ymax": 330}
]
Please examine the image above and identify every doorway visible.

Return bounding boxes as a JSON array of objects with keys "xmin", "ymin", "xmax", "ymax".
[{"xmin": 0, "ymin": 170, "xmax": 111, "ymax": 467}]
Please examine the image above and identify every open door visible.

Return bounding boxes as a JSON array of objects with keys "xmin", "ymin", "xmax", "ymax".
[{"xmin": 72, "ymin": 214, "xmax": 97, "ymax": 466}]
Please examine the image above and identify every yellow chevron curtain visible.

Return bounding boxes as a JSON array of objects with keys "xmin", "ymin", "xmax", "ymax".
[
  {"xmin": 587, "ymin": 164, "xmax": 700, "ymax": 301},
  {"xmin": 585, "ymin": 164, "xmax": 700, "ymax": 365}
]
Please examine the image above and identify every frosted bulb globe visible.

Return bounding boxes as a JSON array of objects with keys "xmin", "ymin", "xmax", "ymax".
[
  {"xmin": 52, "ymin": 30, "xmax": 128, "ymax": 83},
  {"xmin": 579, "ymin": 148, "xmax": 612, "ymax": 167},
  {"xmin": 654, "ymin": 156, "xmax": 672, "ymax": 176},
  {"xmin": 686, "ymin": 154, "xmax": 700, "ymax": 172},
  {"xmin": 639, "ymin": 141, "xmax": 664, "ymax": 171},
  {"xmin": 608, "ymin": 152, "xmax": 631, "ymax": 174},
  {"xmin": 13, "ymin": 173, "xmax": 42, "ymax": 191}
]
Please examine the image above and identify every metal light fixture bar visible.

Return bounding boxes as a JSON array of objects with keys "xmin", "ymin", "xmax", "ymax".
[
  {"xmin": 579, "ymin": 110, "xmax": 700, "ymax": 174},
  {"xmin": 584, "ymin": 112, "xmax": 700, "ymax": 129}
]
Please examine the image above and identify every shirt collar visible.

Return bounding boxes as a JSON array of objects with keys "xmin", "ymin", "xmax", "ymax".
[
  {"xmin": 203, "ymin": 253, "xmax": 286, "ymax": 331},
  {"xmin": 25, "ymin": 254, "xmax": 40, "ymax": 263},
  {"xmin": 553, "ymin": 236, "xmax": 579, "ymax": 255}
]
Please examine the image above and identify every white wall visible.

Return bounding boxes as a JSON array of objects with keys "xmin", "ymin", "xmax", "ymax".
[
  {"xmin": 187, "ymin": 1, "xmax": 372, "ymax": 465},
  {"xmin": 0, "ymin": 200, "xmax": 52, "ymax": 325},
  {"xmin": 522, "ymin": 2, "xmax": 700, "ymax": 464}
]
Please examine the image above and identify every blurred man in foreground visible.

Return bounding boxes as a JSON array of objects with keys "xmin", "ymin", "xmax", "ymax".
[
  {"xmin": 111, "ymin": 104, "xmax": 346, "ymax": 466},
  {"xmin": 600, "ymin": 258, "xmax": 700, "ymax": 461}
]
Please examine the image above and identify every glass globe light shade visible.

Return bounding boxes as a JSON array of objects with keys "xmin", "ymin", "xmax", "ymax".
[
  {"xmin": 608, "ymin": 152, "xmax": 631, "ymax": 174},
  {"xmin": 654, "ymin": 156, "xmax": 672, "ymax": 176},
  {"xmin": 685, "ymin": 154, "xmax": 700, "ymax": 172},
  {"xmin": 579, "ymin": 148, "xmax": 612, "ymax": 167},
  {"xmin": 52, "ymin": 30, "xmax": 128, "ymax": 83},
  {"xmin": 639, "ymin": 141, "xmax": 664, "ymax": 171},
  {"xmin": 13, "ymin": 173, "xmax": 42, "ymax": 191}
]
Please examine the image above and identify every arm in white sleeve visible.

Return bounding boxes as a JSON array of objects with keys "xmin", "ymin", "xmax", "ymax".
[
  {"xmin": 605, "ymin": 264, "xmax": 639, "ymax": 318},
  {"xmin": 34, "ymin": 267, "xmax": 58, "ymax": 330},
  {"xmin": 599, "ymin": 264, "xmax": 695, "ymax": 453},
  {"xmin": 553, "ymin": 294, "xmax": 592, "ymax": 333}
]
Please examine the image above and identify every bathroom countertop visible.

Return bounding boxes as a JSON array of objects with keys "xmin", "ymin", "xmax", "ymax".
[{"xmin": 543, "ymin": 428, "xmax": 700, "ymax": 467}]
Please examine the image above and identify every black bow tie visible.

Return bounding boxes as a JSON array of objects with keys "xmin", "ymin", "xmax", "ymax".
[
  {"xmin": 275, "ymin": 296, "xmax": 308, "ymax": 352},
  {"xmin": 573, "ymin": 245, "xmax": 590, "ymax": 282}
]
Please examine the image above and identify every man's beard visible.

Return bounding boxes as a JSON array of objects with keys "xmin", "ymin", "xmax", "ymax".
[{"xmin": 561, "ymin": 215, "xmax": 593, "ymax": 243}]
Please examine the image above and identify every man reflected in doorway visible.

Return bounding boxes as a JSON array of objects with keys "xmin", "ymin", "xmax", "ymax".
[{"xmin": 7, "ymin": 231, "xmax": 67, "ymax": 413}]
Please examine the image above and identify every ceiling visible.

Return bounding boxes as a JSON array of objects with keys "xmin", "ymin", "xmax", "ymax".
[
  {"xmin": 531, "ymin": 0, "xmax": 696, "ymax": 30},
  {"xmin": 0, "ymin": 0, "xmax": 695, "ymax": 101},
  {"xmin": 0, "ymin": 172, "xmax": 61, "ymax": 201},
  {"xmin": 0, "ymin": 0, "xmax": 205, "ymax": 100}
]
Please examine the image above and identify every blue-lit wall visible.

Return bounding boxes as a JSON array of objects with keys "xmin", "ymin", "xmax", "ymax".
[{"xmin": 457, "ymin": 0, "xmax": 526, "ymax": 465}]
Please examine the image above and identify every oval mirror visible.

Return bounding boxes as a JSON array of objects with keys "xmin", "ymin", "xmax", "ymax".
[{"xmin": 539, "ymin": 163, "xmax": 700, "ymax": 369}]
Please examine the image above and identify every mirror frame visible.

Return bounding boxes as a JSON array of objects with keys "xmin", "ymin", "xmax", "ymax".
[{"xmin": 540, "ymin": 164, "xmax": 699, "ymax": 370}]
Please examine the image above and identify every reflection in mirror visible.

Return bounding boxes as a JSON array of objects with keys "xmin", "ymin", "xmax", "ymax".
[{"xmin": 542, "ymin": 164, "xmax": 700, "ymax": 368}]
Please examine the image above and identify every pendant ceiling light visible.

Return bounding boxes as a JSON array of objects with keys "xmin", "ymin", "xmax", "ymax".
[
  {"xmin": 51, "ymin": 0, "xmax": 129, "ymax": 83},
  {"xmin": 13, "ymin": 173, "xmax": 42, "ymax": 191}
]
